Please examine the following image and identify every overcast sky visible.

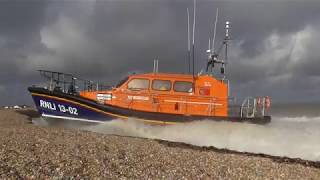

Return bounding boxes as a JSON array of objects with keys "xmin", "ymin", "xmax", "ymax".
[{"xmin": 0, "ymin": 0, "xmax": 320, "ymax": 106}]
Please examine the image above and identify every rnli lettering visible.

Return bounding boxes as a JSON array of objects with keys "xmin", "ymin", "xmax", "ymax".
[
  {"xmin": 39, "ymin": 100, "xmax": 78, "ymax": 115},
  {"xmin": 40, "ymin": 100, "xmax": 56, "ymax": 110}
]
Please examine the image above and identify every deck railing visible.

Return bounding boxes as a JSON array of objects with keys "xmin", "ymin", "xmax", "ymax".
[{"xmin": 38, "ymin": 70, "xmax": 111, "ymax": 94}]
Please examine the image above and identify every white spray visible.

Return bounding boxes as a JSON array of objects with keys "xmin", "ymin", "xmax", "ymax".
[{"xmin": 83, "ymin": 116, "xmax": 320, "ymax": 161}]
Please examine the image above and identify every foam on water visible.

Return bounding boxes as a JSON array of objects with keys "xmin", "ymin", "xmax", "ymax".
[
  {"xmin": 275, "ymin": 116, "xmax": 320, "ymax": 122},
  {"xmin": 32, "ymin": 115, "xmax": 320, "ymax": 161},
  {"xmin": 84, "ymin": 116, "xmax": 320, "ymax": 161}
]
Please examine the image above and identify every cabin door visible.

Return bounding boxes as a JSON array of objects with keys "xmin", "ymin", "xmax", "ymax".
[
  {"xmin": 122, "ymin": 78, "xmax": 153, "ymax": 112},
  {"xmin": 125, "ymin": 90, "xmax": 153, "ymax": 112}
]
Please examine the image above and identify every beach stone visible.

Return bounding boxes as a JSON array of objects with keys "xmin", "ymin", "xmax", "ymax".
[{"xmin": 0, "ymin": 109, "xmax": 319, "ymax": 179}]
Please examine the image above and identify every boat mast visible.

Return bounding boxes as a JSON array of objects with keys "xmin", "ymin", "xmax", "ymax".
[
  {"xmin": 205, "ymin": 7, "xmax": 231, "ymax": 81},
  {"xmin": 206, "ymin": 8, "xmax": 219, "ymax": 73},
  {"xmin": 192, "ymin": 0, "xmax": 196, "ymax": 82},
  {"xmin": 223, "ymin": 21, "xmax": 230, "ymax": 79},
  {"xmin": 187, "ymin": 8, "xmax": 191, "ymax": 74},
  {"xmin": 212, "ymin": 8, "xmax": 219, "ymax": 54}
]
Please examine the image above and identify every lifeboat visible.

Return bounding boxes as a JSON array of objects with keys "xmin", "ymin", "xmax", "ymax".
[
  {"xmin": 28, "ymin": 18, "xmax": 271, "ymax": 125},
  {"xmin": 28, "ymin": 70, "xmax": 271, "ymax": 125}
]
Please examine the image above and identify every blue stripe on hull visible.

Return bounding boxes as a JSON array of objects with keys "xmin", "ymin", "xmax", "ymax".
[{"xmin": 31, "ymin": 94, "xmax": 115, "ymax": 122}]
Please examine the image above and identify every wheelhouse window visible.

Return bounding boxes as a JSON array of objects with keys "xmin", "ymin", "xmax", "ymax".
[
  {"xmin": 127, "ymin": 78, "xmax": 149, "ymax": 90},
  {"xmin": 173, "ymin": 81, "xmax": 193, "ymax": 93},
  {"xmin": 152, "ymin": 79, "xmax": 171, "ymax": 91},
  {"xmin": 115, "ymin": 76, "xmax": 129, "ymax": 88}
]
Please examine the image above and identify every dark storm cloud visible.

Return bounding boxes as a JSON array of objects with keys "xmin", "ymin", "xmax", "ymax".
[
  {"xmin": 0, "ymin": 1, "xmax": 47, "ymax": 82},
  {"xmin": 1, "ymin": 0, "xmax": 320, "ymax": 105}
]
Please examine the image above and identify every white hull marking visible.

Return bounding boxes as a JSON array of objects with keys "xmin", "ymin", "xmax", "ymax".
[
  {"xmin": 42, "ymin": 113, "xmax": 106, "ymax": 123},
  {"xmin": 164, "ymin": 100, "xmax": 222, "ymax": 106}
]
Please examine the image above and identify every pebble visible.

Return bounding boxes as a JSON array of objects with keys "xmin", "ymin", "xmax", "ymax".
[{"xmin": 0, "ymin": 109, "xmax": 320, "ymax": 179}]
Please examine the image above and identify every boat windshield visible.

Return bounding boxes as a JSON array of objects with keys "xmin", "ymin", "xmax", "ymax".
[{"xmin": 115, "ymin": 76, "xmax": 129, "ymax": 88}]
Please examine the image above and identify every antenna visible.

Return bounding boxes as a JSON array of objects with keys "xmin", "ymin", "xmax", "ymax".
[
  {"xmin": 222, "ymin": 21, "xmax": 230, "ymax": 79},
  {"xmin": 212, "ymin": 8, "xmax": 219, "ymax": 53},
  {"xmin": 192, "ymin": 0, "xmax": 196, "ymax": 46},
  {"xmin": 153, "ymin": 59, "xmax": 159, "ymax": 73},
  {"xmin": 192, "ymin": 0, "xmax": 196, "ymax": 80},
  {"xmin": 156, "ymin": 59, "xmax": 159, "ymax": 73},
  {"xmin": 225, "ymin": 21, "xmax": 230, "ymax": 64},
  {"xmin": 225, "ymin": 21, "xmax": 230, "ymax": 38},
  {"xmin": 187, "ymin": 8, "xmax": 191, "ymax": 74}
]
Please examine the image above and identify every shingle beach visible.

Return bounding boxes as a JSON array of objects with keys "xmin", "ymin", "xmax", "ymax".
[{"xmin": 0, "ymin": 109, "xmax": 319, "ymax": 179}]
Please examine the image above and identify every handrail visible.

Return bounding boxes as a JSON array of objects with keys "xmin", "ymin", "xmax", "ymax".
[
  {"xmin": 37, "ymin": 70, "xmax": 111, "ymax": 93},
  {"xmin": 240, "ymin": 97, "xmax": 268, "ymax": 118}
]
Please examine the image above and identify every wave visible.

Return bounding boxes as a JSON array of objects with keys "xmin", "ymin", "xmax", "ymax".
[
  {"xmin": 85, "ymin": 117, "xmax": 320, "ymax": 161},
  {"xmin": 274, "ymin": 116, "xmax": 320, "ymax": 123},
  {"xmin": 33, "ymin": 116, "xmax": 320, "ymax": 161}
]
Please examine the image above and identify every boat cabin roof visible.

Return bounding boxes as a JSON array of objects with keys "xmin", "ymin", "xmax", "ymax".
[{"xmin": 129, "ymin": 73, "xmax": 194, "ymax": 81}]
